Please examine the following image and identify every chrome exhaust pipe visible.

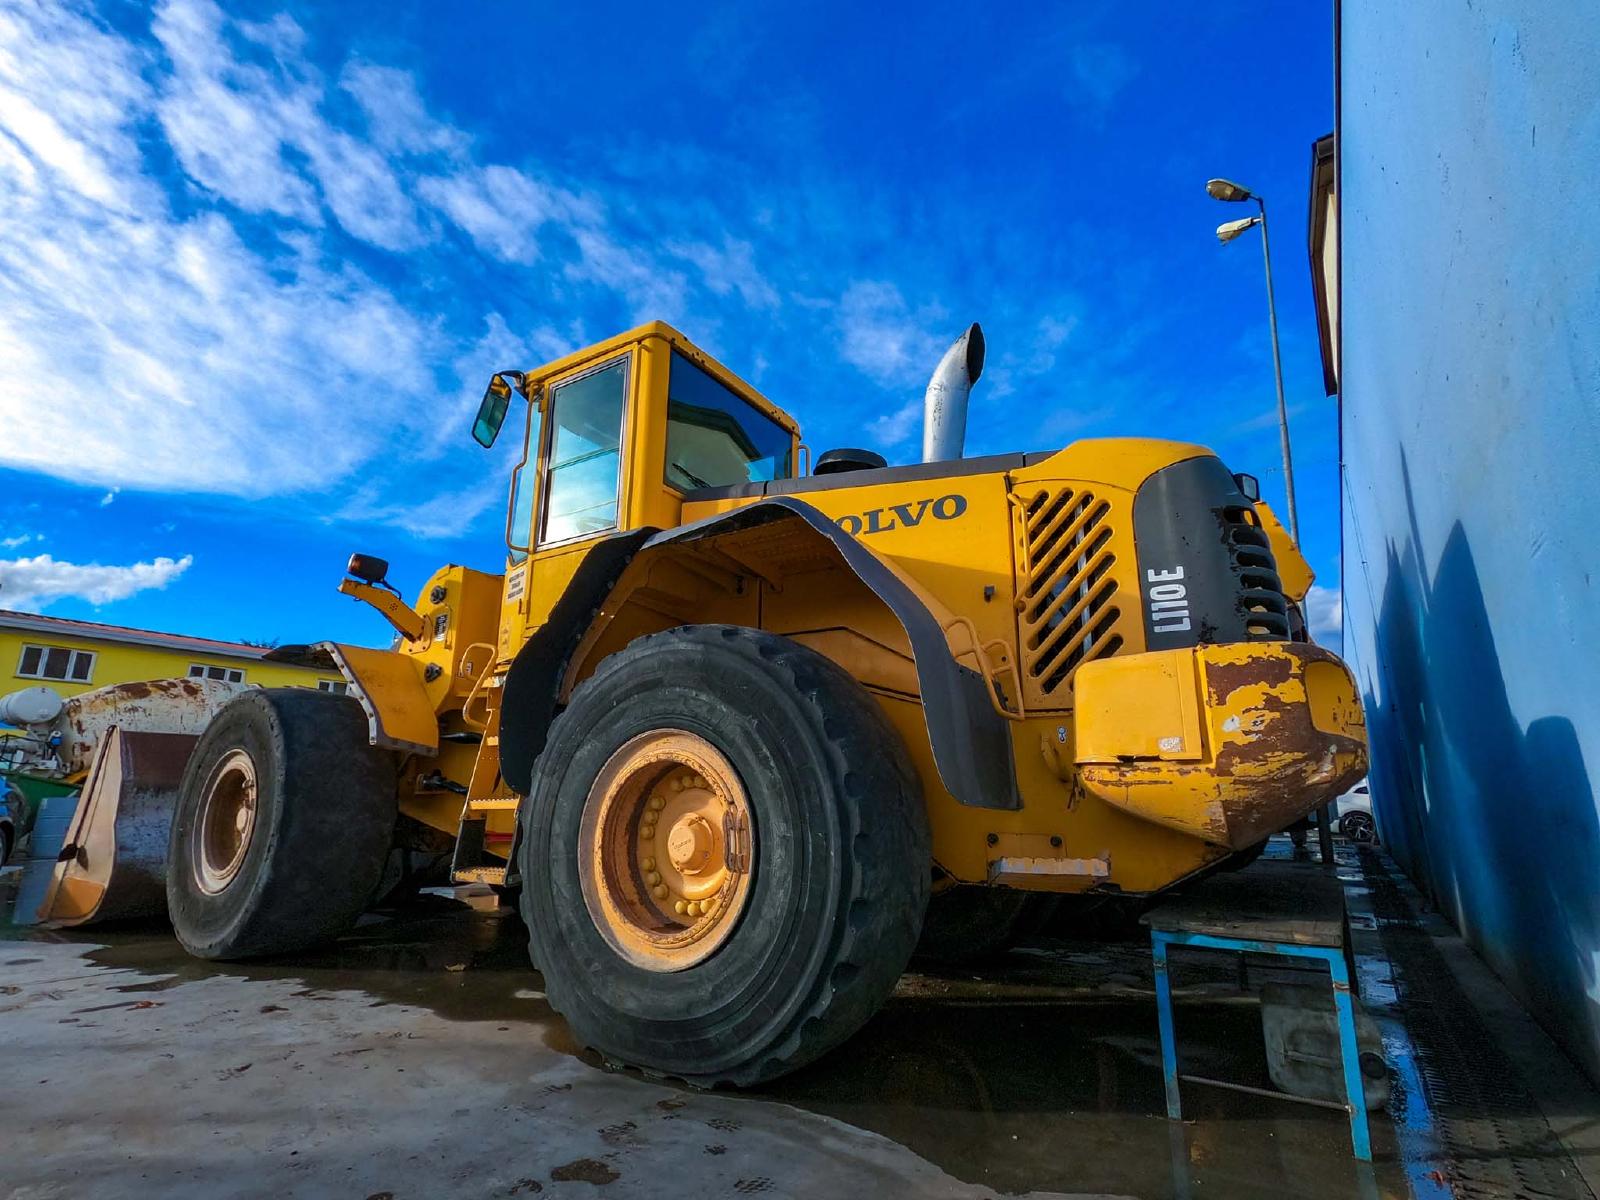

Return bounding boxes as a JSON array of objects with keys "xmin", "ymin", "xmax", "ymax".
[{"xmin": 921, "ymin": 322, "xmax": 985, "ymax": 463}]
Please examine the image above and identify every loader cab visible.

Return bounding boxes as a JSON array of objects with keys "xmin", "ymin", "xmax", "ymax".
[{"xmin": 478, "ymin": 323, "xmax": 800, "ymax": 656}]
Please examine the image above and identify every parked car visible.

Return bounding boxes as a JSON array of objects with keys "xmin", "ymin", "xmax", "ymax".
[{"xmin": 1336, "ymin": 781, "xmax": 1377, "ymax": 843}]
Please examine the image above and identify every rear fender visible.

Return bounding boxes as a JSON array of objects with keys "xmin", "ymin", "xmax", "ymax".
[{"xmin": 497, "ymin": 499, "xmax": 1020, "ymax": 811}]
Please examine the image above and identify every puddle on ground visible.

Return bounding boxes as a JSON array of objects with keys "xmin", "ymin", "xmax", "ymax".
[{"xmin": 3, "ymin": 868, "xmax": 1406, "ymax": 1199}]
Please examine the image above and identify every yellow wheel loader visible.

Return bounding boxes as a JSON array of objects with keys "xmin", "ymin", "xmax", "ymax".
[{"xmin": 32, "ymin": 321, "xmax": 1365, "ymax": 1085}]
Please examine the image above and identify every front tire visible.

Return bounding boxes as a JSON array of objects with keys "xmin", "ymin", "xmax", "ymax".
[
  {"xmin": 519, "ymin": 625, "xmax": 930, "ymax": 1086},
  {"xmin": 167, "ymin": 689, "xmax": 397, "ymax": 959}
]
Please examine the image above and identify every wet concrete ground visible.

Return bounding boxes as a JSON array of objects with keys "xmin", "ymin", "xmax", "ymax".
[{"xmin": 0, "ymin": 844, "xmax": 1577, "ymax": 1199}]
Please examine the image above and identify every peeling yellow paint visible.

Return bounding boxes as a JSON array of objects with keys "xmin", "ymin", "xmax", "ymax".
[{"xmin": 1074, "ymin": 642, "xmax": 1367, "ymax": 849}]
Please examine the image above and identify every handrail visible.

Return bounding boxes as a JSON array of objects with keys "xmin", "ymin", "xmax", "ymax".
[
  {"xmin": 457, "ymin": 641, "xmax": 499, "ymax": 732},
  {"xmin": 941, "ymin": 616, "xmax": 1026, "ymax": 722}
]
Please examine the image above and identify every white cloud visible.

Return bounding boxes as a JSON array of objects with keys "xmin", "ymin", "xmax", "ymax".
[
  {"xmin": 340, "ymin": 61, "xmax": 466, "ymax": 157},
  {"xmin": 99, "ymin": 488, "xmax": 119, "ymax": 507},
  {"xmin": 866, "ymin": 397, "xmax": 923, "ymax": 450},
  {"xmin": 153, "ymin": 0, "xmax": 427, "ymax": 251},
  {"xmin": 0, "ymin": 0, "xmax": 738, "ymax": 522},
  {"xmin": 565, "ymin": 227, "xmax": 690, "ymax": 324},
  {"xmin": 4, "ymin": 0, "xmax": 1080, "ymax": 546},
  {"xmin": 0, "ymin": 533, "xmax": 38, "ymax": 550},
  {"xmin": 836, "ymin": 280, "xmax": 947, "ymax": 388},
  {"xmin": 0, "ymin": 554, "xmax": 194, "ymax": 612},
  {"xmin": 336, "ymin": 476, "xmax": 508, "ymax": 541},
  {"xmin": 150, "ymin": 0, "xmax": 323, "ymax": 223},
  {"xmin": 418, "ymin": 164, "xmax": 586, "ymax": 265},
  {"xmin": 0, "ymin": 1, "xmax": 446, "ymax": 497},
  {"xmin": 666, "ymin": 236, "xmax": 780, "ymax": 310},
  {"xmin": 1305, "ymin": 583, "xmax": 1343, "ymax": 650}
]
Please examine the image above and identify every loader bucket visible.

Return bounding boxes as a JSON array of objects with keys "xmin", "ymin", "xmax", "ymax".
[{"xmin": 37, "ymin": 727, "xmax": 195, "ymax": 926}]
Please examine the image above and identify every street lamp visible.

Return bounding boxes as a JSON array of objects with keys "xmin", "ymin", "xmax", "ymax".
[
  {"xmin": 1215, "ymin": 216, "xmax": 1261, "ymax": 243},
  {"xmin": 1207, "ymin": 176, "xmax": 1299, "ymax": 544}
]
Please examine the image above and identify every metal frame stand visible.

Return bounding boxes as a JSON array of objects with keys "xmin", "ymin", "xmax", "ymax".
[{"xmin": 1151, "ymin": 928, "xmax": 1372, "ymax": 1161}]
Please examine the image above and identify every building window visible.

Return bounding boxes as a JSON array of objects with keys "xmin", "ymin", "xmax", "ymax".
[
  {"xmin": 317, "ymin": 680, "xmax": 349, "ymax": 695},
  {"xmin": 16, "ymin": 644, "xmax": 95, "ymax": 683},
  {"xmin": 188, "ymin": 664, "xmax": 245, "ymax": 685}
]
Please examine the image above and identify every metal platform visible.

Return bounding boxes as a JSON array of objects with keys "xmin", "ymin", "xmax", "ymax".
[{"xmin": 1145, "ymin": 862, "xmax": 1372, "ymax": 1161}]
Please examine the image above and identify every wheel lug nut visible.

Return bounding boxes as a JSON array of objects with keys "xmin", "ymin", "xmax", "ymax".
[
  {"xmin": 673, "ymin": 900, "xmax": 689, "ymax": 915},
  {"xmin": 646, "ymin": 871, "xmax": 661, "ymax": 886},
  {"xmin": 652, "ymin": 884, "xmax": 668, "ymax": 900},
  {"xmin": 670, "ymin": 777, "xmax": 683, "ymax": 792},
  {"xmin": 649, "ymin": 796, "xmax": 664, "ymax": 811},
  {"xmin": 642, "ymin": 857, "xmax": 656, "ymax": 871}
]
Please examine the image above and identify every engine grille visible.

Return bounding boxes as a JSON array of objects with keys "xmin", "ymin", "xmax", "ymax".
[
  {"xmin": 1012, "ymin": 486, "xmax": 1132, "ymax": 706},
  {"xmin": 1221, "ymin": 504, "xmax": 1292, "ymax": 639}
]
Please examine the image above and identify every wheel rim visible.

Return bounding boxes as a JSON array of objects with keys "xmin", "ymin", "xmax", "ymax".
[
  {"xmin": 1345, "ymin": 813, "xmax": 1376, "ymax": 843},
  {"xmin": 194, "ymin": 748, "xmax": 258, "ymax": 894},
  {"xmin": 578, "ymin": 730, "xmax": 755, "ymax": 972}
]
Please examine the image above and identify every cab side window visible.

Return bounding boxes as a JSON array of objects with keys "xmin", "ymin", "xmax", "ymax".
[
  {"xmin": 506, "ymin": 404, "xmax": 544, "ymax": 563},
  {"xmin": 541, "ymin": 357, "xmax": 628, "ymax": 545}
]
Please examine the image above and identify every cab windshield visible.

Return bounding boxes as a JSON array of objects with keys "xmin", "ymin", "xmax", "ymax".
[{"xmin": 664, "ymin": 352, "xmax": 791, "ymax": 490}]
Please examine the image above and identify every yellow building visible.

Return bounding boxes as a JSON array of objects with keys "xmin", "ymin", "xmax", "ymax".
[{"xmin": 0, "ymin": 608, "xmax": 345, "ymax": 702}]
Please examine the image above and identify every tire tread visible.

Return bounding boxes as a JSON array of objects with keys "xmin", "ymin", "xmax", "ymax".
[{"xmin": 519, "ymin": 624, "xmax": 929, "ymax": 1086}]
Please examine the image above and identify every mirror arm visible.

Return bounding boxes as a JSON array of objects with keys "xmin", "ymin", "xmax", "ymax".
[{"xmin": 338, "ymin": 579, "xmax": 426, "ymax": 642}]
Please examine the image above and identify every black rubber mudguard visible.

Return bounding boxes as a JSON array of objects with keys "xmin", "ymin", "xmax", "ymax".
[
  {"xmin": 498, "ymin": 530, "xmax": 651, "ymax": 796},
  {"xmin": 497, "ymin": 498, "xmax": 1020, "ymax": 811}
]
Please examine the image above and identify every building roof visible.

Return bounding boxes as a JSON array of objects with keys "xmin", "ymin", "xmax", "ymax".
[{"xmin": 0, "ymin": 608, "xmax": 280, "ymax": 663}]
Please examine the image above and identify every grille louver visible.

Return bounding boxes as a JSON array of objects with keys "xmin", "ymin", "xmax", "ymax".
[
  {"xmin": 1221, "ymin": 504, "xmax": 1292, "ymax": 639},
  {"xmin": 1013, "ymin": 486, "xmax": 1129, "ymax": 704}
]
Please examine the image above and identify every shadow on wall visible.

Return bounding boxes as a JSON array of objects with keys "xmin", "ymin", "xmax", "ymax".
[{"xmin": 1365, "ymin": 450, "xmax": 1600, "ymax": 1079}]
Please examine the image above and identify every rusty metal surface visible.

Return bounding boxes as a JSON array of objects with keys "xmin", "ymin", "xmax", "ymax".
[
  {"xmin": 56, "ymin": 678, "xmax": 243, "ymax": 777},
  {"xmin": 1078, "ymin": 642, "xmax": 1368, "ymax": 850}
]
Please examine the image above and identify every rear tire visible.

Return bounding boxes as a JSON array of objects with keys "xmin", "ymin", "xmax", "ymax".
[
  {"xmin": 167, "ymin": 689, "xmax": 397, "ymax": 959},
  {"xmin": 519, "ymin": 624, "xmax": 930, "ymax": 1086}
]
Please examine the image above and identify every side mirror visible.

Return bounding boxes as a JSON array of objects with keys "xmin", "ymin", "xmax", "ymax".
[
  {"xmin": 472, "ymin": 371, "xmax": 525, "ymax": 448},
  {"xmin": 346, "ymin": 553, "xmax": 390, "ymax": 584},
  {"xmin": 1233, "ymin": 472, "xmax": 1261, "ymax": 502}
]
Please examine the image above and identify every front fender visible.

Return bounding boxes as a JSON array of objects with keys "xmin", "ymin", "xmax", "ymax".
[{"xmin": 320, "ymin": 642, "xmax": 439, "ymax": 756}]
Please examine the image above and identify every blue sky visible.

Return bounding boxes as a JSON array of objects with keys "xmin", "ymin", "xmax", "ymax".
[{"xmin": 0, "ymin": 0, "xmax": 1340, "ymax": 648}]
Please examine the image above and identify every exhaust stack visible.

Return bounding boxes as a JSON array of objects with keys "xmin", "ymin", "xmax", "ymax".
[{"xmin": 921, "ymin": 322, "xmax": 986, "ymax": 463}]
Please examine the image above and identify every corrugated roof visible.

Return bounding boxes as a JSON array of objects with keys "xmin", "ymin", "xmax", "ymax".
[{"xmin": 0, "ymin": 608, "xmax": 280, "ymax": 663}]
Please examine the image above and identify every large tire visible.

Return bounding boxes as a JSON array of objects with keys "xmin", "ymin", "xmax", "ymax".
[
  {"xmin": 167, "ymin": 689, "xmax": 397, "ymax": 959},
  {"xmin": 518, "ymin": 624, "xmax": 930, "ymax": 1086}
]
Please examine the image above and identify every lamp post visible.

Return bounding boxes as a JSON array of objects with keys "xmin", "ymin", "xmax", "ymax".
[
  {"xmin": 1207, "ymin": 177, "xmax": 1299, "ymax": 545},
  {"xmin": 1210, "ymin": 179, "xmax": 1327, "ymax": 864}
]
